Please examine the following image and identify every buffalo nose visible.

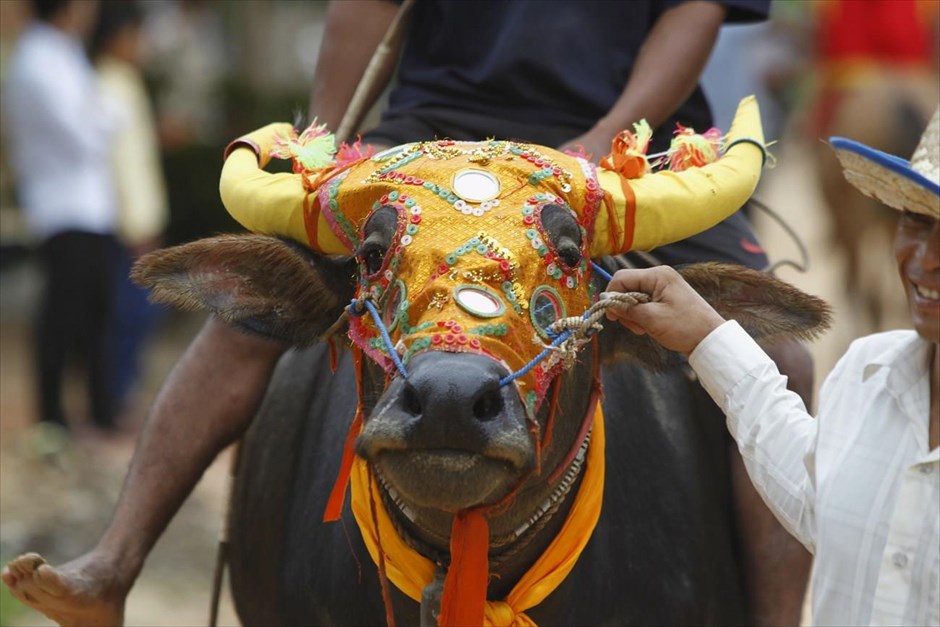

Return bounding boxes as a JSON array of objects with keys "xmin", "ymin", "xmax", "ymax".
[{"xmin": 402, "ymin": 352, "xmax": 507, "ymax": 424}]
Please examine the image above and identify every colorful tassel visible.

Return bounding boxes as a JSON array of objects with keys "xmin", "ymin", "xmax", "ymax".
[
  {"xmin": 600, "ymin": 119, "xmax": 652, "ymax": 179},
  {"xmin": 270, "ymin": 119, "xmax": 338, "ymax": 173},
  {"xmin": 658, "ymin": 124, "xmax": 723, "ymax": 172},
  {"xmin": 561, "ymin": 144, "xmax": 590, "ymax": 160},
  {"xmin": 323, "ymin": 347, "xmax": 366, "ymax": 522},
  {"xmin": 336, "ymin": 136, "xmax": 375, "ymax": 166},
  {"xmin": 323, "ymin": 408, "xmax": 363, "ymax": 522}
]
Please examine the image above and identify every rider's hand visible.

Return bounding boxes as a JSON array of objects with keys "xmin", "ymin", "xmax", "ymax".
[
  {"xmin": 604, "ymin": 266, "xmax": 726, "ymax": 356},
  {"xmin": 557, "ymin": 130, "xmax": 612, "ymax": 164}
]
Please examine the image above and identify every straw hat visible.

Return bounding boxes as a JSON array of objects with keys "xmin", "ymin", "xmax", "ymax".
[{"xmin": 830, "ymin": 107, "xmax": 940, "ymax": 219}]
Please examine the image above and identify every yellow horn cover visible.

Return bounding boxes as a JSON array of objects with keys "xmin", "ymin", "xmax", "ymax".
[{"xmin": 592, "ymin": 95, "xmax": 765, "ymax": 256}]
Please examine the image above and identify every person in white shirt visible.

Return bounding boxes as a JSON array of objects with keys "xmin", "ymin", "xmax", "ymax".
[
  {"xmin": 90, "ymin": 0, "xmax": 169, "ymax": 416},
  {"xmin": 2, "ymin": 0, "xmax": 121, "ymax": 430},
  {"xmin": 602, "ymin": 108, "xmax": 940, "ymax": 626}
]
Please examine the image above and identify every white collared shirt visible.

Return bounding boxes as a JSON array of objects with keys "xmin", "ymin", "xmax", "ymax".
[
  {"xmin": 2, "ymin": 23, "xmax": 118, "ymax": 239},
  {"xmin": 690, "ymin": 322, "xmax": 939, "ymax": 626}
]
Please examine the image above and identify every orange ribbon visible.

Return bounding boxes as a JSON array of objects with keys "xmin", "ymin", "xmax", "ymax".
[{"xmin": 350, "ymin": 405, "xmax": 606, "ymax": 626}]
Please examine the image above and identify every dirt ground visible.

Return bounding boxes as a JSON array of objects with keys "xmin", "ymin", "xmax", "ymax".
[
  {"xmin": 0, "ymin": 137, "xmax": 904, "ymax": 626},
  {"xmin": 0, "ymin": 299, "xmax": 239, "ymax": 625}
]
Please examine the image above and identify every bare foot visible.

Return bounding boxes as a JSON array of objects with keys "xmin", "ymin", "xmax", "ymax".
[{"xmin": 1, "ymin": 552, "xmax": 126, "ymax": 626}]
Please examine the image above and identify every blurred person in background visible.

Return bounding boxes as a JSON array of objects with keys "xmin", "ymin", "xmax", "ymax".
[
  {"xmin": 141, "ymin": 0, "xmax": 229, "ymax": 149},
  {"xmin": 1, "ymin": 1, "xmax": 810, "ymax": 624},
  {"xmin": 1, "ymin": 0, "xmax": 121, "ymax": 433},
  {"xmin": 602, "ymin": 108, "xmax": 940, "ymax": 627},
  {"xmin": 806, "ymin": 0, "xmax": 939, "ymax": 334},
  {"xmin": 0, "ymin": 1, "xmax": 33, "ymax": 271},
  {"xmin": 701, "ymin": 17, "xmax": 795, "ymax": 145},
  {"xmin": 90, "ymin": 0, "xmax": 169, "ymax": 420}
]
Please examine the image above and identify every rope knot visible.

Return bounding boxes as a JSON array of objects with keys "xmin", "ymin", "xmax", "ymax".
[
  {"xmin": 539, "ymin": 291, "xmax": 650, "ymax": 371},
  {"xmin": 483, "ymin": 601, "xmax": 536, "ymax": 627},
  {"xmin": 348, "ymin": 296, "xmax": 371, "ymax": 317}
]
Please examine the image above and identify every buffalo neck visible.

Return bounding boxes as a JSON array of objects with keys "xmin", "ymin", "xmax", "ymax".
[{"xmin": 360, "ymin": 344, "xmax": 598, "ymax": 599}]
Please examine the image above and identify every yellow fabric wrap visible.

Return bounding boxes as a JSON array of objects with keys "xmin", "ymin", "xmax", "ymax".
[
  {"xmin": 219, "ymin": 122, "xmax": 347, "ymax": 253},
  {"xmin": 591, "ymin": 95, "xmax": 766, "ymax": 256},
  {"xmin": 350, "ymin": 405, "xmax": 606, "ymax": 626}
]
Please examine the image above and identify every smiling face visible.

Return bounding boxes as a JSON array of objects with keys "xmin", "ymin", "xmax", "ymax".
[{"xmin": 895, "ymin": 210, "xmax": 940, "ymax": 344}]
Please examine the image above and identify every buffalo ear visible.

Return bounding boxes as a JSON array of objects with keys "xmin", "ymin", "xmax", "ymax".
[
  {"xmin": 595, "ymin": 256, "xmax": 680, "ymax": 370},
  {"xmin": 131, "ymin": 234, "xmax": 357, "ymax": 346},
  {"xmin": 597, "ymin": 261, "xmax": 832, "ymax": 370},
  {"xmin": 598, "ymin": 325, "xmax": 679, "ymax": 371},
  {"xmin": 677, "ymin": 262, "xmax": 832, "ymax": 344}
]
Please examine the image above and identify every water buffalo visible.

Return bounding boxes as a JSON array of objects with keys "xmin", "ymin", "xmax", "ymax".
[{"xmin": 133, "ymin": 98, "xmax": 829, "ymax": 625}]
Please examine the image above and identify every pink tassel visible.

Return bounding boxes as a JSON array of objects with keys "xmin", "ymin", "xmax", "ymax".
[
  {"xmin": 336, "ymin": 137, "xmax": 376, "ymax": 167},
  {"xmin": 657, "ymin": 124, "xmax": 723, "ymax": 172}
]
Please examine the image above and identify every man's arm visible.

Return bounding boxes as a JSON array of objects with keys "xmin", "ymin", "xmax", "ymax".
[
  {"xmin": 308, "ymin": 0, "xmax": 401, "ymax": 136},
  {"xmin": 606, "ymin": 266, "xmax": 819, "ymax": 547},
  {"xmin": 559, "ymin": 1, "xmax": 727, "ymax": 159}
]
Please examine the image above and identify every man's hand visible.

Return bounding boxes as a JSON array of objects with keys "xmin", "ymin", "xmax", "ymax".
[
  {"xmin": 604, "ymin": 266, "xmax": 726, "ymax": 356},
  {"xmin": 557, "ymin": 127, "xmax": 615, "ymax": 164}
]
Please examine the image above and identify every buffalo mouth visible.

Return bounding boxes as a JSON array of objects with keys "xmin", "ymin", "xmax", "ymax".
[
  {"xmin": 356, "ymin": 351, "xmax": 535, "ymax": 512},
  {"xmin": 371, "ymin": 448, "xmax": 522, "ymax": 512}
]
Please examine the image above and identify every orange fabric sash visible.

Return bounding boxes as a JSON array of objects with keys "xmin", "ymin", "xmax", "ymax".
[{"xmin": 350, "ymin": 405, "xmax": 606, "ymax": 626}]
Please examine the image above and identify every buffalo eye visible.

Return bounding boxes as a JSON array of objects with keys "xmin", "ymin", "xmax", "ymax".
[
  {"xmin": 540, "ymin": 203, "xmax": 583, "ymax": 269},
  {"xmin": 357, "ymin": 204, "xmax": 398, "ymax": 277},
  {"xmin": 359, "ymin": 243, "xmax": 386, "ymax": 276},
  {"xmin": 556, "ymin": 241, "xmax": 581, "ymax": 269}
]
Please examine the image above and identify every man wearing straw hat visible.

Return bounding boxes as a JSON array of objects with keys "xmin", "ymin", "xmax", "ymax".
[{"xmin": 603, "ymin": 109, "xmax": 940, "ymax": 625}]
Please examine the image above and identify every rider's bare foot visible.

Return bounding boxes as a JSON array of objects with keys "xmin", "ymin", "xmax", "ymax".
[{"xmin": 1, "ymin": 552, "xmax": 127, "ymax": 626}]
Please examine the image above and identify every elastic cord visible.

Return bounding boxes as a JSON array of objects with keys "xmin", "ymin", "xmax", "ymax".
[{"xmin": 724, "ymin": 138, "xmax": 767, "ymax": 167}]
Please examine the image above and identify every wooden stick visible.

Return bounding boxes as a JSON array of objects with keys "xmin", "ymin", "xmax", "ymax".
[
  {"xmin": 208, "ymin": 4, "xmax": 416, "ymax": 622},
  {"xmin": 208, "ymin": 442, "xmax": 242, "ymax": 627}
]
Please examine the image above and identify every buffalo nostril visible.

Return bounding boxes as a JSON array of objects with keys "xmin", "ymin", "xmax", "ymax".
[
  {"xmin": 402, "ymin": 383, "xmax": 422, "ymax": 416},
  {"xmin": 472, "ymin": 388, "xmax": 503, "ymax": 422}
]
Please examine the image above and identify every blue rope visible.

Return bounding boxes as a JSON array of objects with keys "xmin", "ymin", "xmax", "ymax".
[
  {"xmin": 591, "ymin": 261, "xmax": 613, "ymax": 282},
  {"xmin": 353, "ymin": 263, "xmax": 613, "ymax": 387},
  {"xmin": 349, "ymin": 297, "xmax": 409, "ymax": 379},
  {"xmin": 498, "ymin": 328, "xmax": 574, "ymax": 387},
  {"xmin": 498, "ymin": 263, "xmax": 613, "ymax": 386}
]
